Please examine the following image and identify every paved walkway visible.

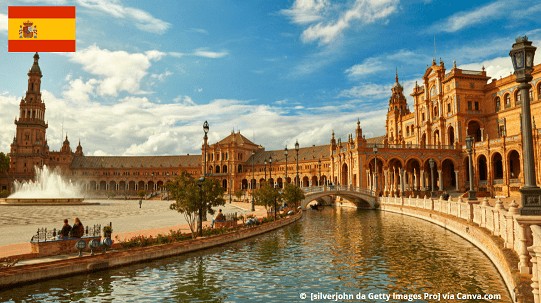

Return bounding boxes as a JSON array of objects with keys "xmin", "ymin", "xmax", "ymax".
[{"xmin": 0, "ymin": 200, "xmax": 267, "ymax": 259}]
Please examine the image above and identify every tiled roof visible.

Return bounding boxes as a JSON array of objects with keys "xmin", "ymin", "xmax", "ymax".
[
  {"xmin": 71, "ymin": 155, "xmax": 201, "ymax": 169},
  {"xmin": 215, "ymin": 131, "xmax": 258, "ymax": 146},
  {"xmin": 248, "ymin": 144, "xmax": 331, "ymax": 165},
  {"xmin": 365, "ymin": 136, "xmax": 385, "ymax": 144}
]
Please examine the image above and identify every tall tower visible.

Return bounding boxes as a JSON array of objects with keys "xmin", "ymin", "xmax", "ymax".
[
  {"xmin": 385, "ymin": 70, "xmax": 410, "ymax": 144},
  {"xmin": 9, "ymin": 53, "xmax": 49, "ymax": 179}
]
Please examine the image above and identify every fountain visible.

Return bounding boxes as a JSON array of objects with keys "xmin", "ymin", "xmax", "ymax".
[{"xmin": 4, "ymin": 165, "xmax": 85, "ymax": 204}]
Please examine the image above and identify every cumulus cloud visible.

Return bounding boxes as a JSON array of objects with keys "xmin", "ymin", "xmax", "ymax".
[
  {"xmin": 67, "ymin": 45, "xmax": 165, "ymax": 97},
  {"xmin": 346, "ymin": 57, "xmax": 385, "ymax": 78},
  {"xmin": 284, "ymin": 0, "xmax": 399, "ymax": 45},
  {"xmin": 281, "ymin": 0, "xmax": 328, "ymax": 25},
  {"xmin": 76, "ymin": 0, "xmax": 170, "ymax": 34},
  {"xmin": 0, "ymin": 90, "xmax": 388, "ymax": 156}
]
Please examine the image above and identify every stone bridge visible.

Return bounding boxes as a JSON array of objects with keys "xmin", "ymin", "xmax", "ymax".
[{"xmin": 301, "ymin": 186, "xmax": 378, "ymax": 210}]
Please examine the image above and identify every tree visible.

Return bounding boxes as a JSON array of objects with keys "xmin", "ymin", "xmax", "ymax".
[
  {"xmin": 168, "ymin": 172, "xmax": 225, "ymax": 238},
  {"xmin": 253, "ymin": 181, "xmax": 280, "ymax": 219},
  {"xmin": 234, "ymin": 189, "xmax": 245, "ymax": 201},
  {"xmin": 282, "ymin": 183, "xmax": 305, "ymax": 209}
]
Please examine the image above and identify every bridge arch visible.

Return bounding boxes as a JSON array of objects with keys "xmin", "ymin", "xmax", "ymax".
[{"xmin": 300, "ymin": 187, "xmax": 377, "ymax": 210}]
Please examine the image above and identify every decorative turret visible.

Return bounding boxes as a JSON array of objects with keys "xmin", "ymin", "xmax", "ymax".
[
  {"xmin": 386, "ymin": 70, "xmax": 410, "ymax": 144},
  {"xmin": 61, "ymin": 135, "xmax": 71, "ymax": 153},
  {"xmin": 75, "ymin": 139, "xmax": 84, "ymax": 156}
]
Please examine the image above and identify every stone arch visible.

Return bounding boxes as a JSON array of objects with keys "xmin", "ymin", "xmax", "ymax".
[
  {"xmin": 208, "ymin": 165, "xmax": 213, "ymax": 174},
  {"xmin": 421, "ymin": 133, "xmax": 427, "ymax": 146},
  {"xmin": 311, "ymin": 175, "xmax": 318, "ymax": 186},
  {"xmin": 222, "ymin": 165, "xmax": 228, "ymax": 173},
  {"xmin": 90, "ymin": 180, "xmax": 97, "ymax": 191},
  {"xmin": 467, "ymin": 120, "xmax": 482, "ymax": 142},
  {"xmin": 215, "ymin": 165, "xmax": 220, "ymax": 173},
  {"xmin": 447, "ymin": 126, "xmax": 455, "ymax": 145},
  {"xmin": 477, "ymin": 154, "xmax": 488, "ymax": 181},
  {"xmin": 514, "ymin": 89, "xmax": 522, "ymax": 106},
  {"xmin": 507, "ymin": 150, "xmax": 521, "ymax": 181},
  {"xmin": 441, "ymin": 158, "xmax": 456, "ymax": 190},
  {"xmin": 99, "ymin": 180, "xmax": 107, "ymax": 191},
  {"xmin": 129, "ymin": 180, "xmax": 136, "ymax": 191},
  {"xmin": 341, "ymin": 163, "xmax": 348, "ymax": 186},
  {"xmin": 119, "ymin": 181, "xmax": 126, "ymax": 191},
  {"xmin": 433, "ymin": 129, "xmax": 440, "ymax": 145},
  {"xmin": 109, "ymin": 180, "xmax": 116, "ymax": 191},
  {"xmin": 405, "ymin": 157, "xmax": 422, "ymax": 192},
  {"xmin": 302, "ymin": 176, "xmax": 309, "ymax": 187},
  {"xmin": 492, "ymin": 152, "xmax": 503, "ymax": 180},
  {"xmin": 422, "ymin": 159, "xmax": 439, "ymax": 191},
  {"xmin": 494, "ymin": 96, "xmax": 501, "ymax": 112},
  {"xmin": 138, "ymin": 180, "xmax": 145, "ymax": 191}
]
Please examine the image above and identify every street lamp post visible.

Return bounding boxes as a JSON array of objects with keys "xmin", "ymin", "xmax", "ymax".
[
  {"xmin": 264, "ymin": 159, "xmax": 267, "ymax": 180},
  {"xmin": 465, "ymin": 136, "xmax": 477, "ymax": 200},
  {"xmin": 510, "ymin": 36, "xmax": 541, "ymax": 215},
  {"xmin": 251, "ymin": 150, "xmax": 255, "ymax": 211},
  {"xmin": 429, "ymin": 158, "xmax": 435, "ymax": 198},
  {"xmin": 200, "ymin": 121, "xmax": 209, "ymax": 237},
  {"xmin": 284, "ymin": 147, "xmax": 288, "ymax": 183},
  {"xmin": 295, "ymin": 140, "xmax": 300, "ymax": 187},
  {"xmin": 269, "ymin": 155, "xmax": 273, "ymax": 183},
  {"xmin": 373, "ymin": 144, "xmax": 378, "ymax": 195}
]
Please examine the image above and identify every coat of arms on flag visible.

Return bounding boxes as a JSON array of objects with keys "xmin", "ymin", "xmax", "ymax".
[
  {"xmin": 8, "ymin": 6, "xmax": 76, "ymax": 52},
  {"xmin": 19, "ymin": 21, "xmax": 38, "ymax": 39}
]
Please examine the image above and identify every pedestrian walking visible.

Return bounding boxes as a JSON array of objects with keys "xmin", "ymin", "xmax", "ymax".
[{"xmin": 139, "ymin": 199, "xmax": 142, "ymax": 208}]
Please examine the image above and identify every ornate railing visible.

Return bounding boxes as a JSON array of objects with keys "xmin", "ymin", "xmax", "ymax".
[{"xmin": 30, "ymin": 224, "xmax": 102, "ymax": 243}]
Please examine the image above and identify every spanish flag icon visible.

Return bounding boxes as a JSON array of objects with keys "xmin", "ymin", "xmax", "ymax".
[{"xmin": 8, "ymin": 6, "xmax": 76, "ymax": 52}]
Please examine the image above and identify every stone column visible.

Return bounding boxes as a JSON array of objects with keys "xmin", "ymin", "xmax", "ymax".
[
  {"xmin": 519, "ymin": 222, "xmax": 532, "ymax": 274},
  {"xmin": 384, "ymin": 169, "xmax": 389, "ymax": 193},
  {"xmin": 420, "ymin": 170, "xmax": 425, "ymax": 191},
  {"xmin": 454, "ymin": 170, "xmax": 459, "ymax": 191},
  {"xmin": 437, "ymin": 170, "xmax": 443, "ymax": 191},
  {"xmin": 413, "ymin": 168, "xmax": 418, "ymax": 191}
]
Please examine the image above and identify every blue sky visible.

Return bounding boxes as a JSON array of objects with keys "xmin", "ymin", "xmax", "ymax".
[{"xmin": 0, "ymin": 0, "xmax": 540, "ymax": 156}]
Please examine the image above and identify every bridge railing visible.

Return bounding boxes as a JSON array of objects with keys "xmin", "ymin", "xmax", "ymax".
[{"xmin": 302, "ymin": 185, "xmax": 376, "ymax": 197}]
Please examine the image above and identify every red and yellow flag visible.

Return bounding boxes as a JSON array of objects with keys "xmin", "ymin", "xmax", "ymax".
[{"xmin": 8, "ymin": 6, "xmax": 76, "ymax": 52}]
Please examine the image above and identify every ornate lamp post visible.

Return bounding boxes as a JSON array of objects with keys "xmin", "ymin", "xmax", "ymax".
[
  {"xmin": 264, "ymin": 159, "xmax": 267, "ymax": 180},
  {"xmin": 510, "ymin": 36, "xmax": 541, "ymax": 215},
  {"xmin": 429, "ymin": 158, "xmax": 435, "ymax": 198},
  {"xmin": 465, "ymin": 136, "xmax": 477, "ymax": 200},
  {"xmin": 373, "ymin": 144, "xmax": 378, "ymax": 195},
  {"xmin": 269, "ymin": 155, "xmax": 273, "ymax": 184},
  {"xmin": 284, "ymin": 147, "xmax": 288, "ymax": 183},
  {"xmin": 295, "ymin": 140, "xmax": 300, "ymax": 187},
  {"xmin": 199, "ymin": 121, "xmax": 209, "ymax": 237},
  {"xmin": 251, "ymin": 150, "xmax": 255, "ymax": 211}
]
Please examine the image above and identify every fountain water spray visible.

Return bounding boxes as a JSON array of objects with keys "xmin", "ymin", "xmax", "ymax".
[{"xmin": 9, "ymin": 165, "xmax": 83, "ymax": 199}]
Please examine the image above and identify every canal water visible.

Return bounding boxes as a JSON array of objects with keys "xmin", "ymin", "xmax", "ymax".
[{"xmin": 1, "ymin": 208, "xmax": 511, "ymax": 302}]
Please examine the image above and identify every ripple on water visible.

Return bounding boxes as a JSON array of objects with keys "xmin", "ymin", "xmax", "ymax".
[{"xmin": 0, "ymin": 208, "xmax": 511, "ymax": 303}]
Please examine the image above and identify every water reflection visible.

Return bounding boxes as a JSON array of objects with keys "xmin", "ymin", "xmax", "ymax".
[{"xmin": 0, "ymin": 208, "xmax": 510, "ymax": 302}]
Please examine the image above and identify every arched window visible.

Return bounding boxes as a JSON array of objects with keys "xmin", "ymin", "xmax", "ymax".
[
  {"xmin": 494, "ymin": 97, "xmax": 501, "ymax": 112},
  {"xmin": 504, "ymin": 94, "xmax": 511, "ymax": 108},
  {"xmin": 515, "ymin": 90, "xmax": 522, "ymax": 106},
  {"xmin": 537, "ymin": 83, "xmax": 541, "ymax": 100}
]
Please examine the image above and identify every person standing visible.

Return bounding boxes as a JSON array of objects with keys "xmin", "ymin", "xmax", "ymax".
[{"xmin": 139, "ymin": 199, "xmax": 142, "ymax": 208}]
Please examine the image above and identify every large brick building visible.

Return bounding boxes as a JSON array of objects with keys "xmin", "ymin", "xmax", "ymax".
[{"xmin": 3, "ymin": 51, "xmax": 541, "ymax": 199}]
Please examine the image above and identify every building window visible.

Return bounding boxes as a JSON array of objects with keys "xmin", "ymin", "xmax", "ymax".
[
  {"xmin": 470, "ymin": 82, "xmax": 474, "ymax": 89},
  {"xmin": 447, "ymin": 103, "xmax": 451, "ymax": 113},
  {"xmin": 495, "ymin": 97, "xmax": 501, "ymax": 112},
  {"xmin": 505, "ymin": 94, "xmax": 511, "ymax": 108},
  {"xmin": 515, "ymin": 90, "xmax": 522, "ymax": 106},
  {"xmin": 474, "ymin": 102, "xmax": 479, "ymax": 111},
  {"xmin": 422, "ymin": 112, "xmax": 425, "ymax": 121},
  {"xmin": 467, "ymin": 101, "xmax": 472, "ymax": 110}
]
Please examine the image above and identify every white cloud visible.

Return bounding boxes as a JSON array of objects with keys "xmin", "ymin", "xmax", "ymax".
[
  {"xmin": 459, "ymin": 53, "xmax": 541, "ymax": 81},
  {"xmin": 76, "ymin": 0, "xmax": 170, "ymax": 34},
  {"xmin": 68, "ymin": 45, "xmax": 165, "ymax": 97},
  {"xmin": 339, "ymin": 83, "xmax": 392, "ymax": 99},
  {"xmin": 290, "ymin": 0, "xmax": 399, "ymax": 45},
  {"xmin": 192, "ymin": 48, "xmax": 229, "ymax": 59},
  {"xmin": 346, "ymin": 57, "xmax": 385, "ymax": 78},
  {"xmin": 281, "ymin": 0, "xmax": 328, "ymax": 25},
  {"xmin": 0, "ymin": 90, "xmax": 388, "ymax": 156},
  {"xmin": 0, "ymin": 14, "xmax": 7, "ymax": 33}
]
